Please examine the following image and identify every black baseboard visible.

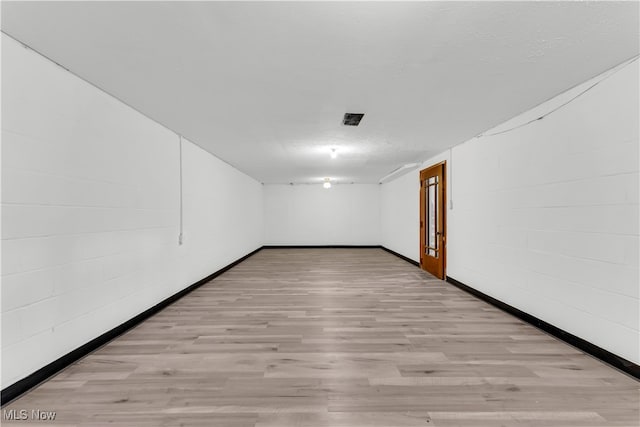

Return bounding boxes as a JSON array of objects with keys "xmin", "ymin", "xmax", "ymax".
[
  {"xmin": 262, "ymin": 245, "xmax": 420, "ymax": 270},
  {"xmin": 262, "ymin": 245, "xmax": 382, "ymax": 249},
  {"xmin": 446, "ymin": 276, "xmax": 640, "ymax": 380},
  {"xmin": 380, "ymin": 246, "xmax": 420, "ymax": 267},
  {"xmin": 1, "ymin": 247, "xmax": 264, "ymax": 406}
]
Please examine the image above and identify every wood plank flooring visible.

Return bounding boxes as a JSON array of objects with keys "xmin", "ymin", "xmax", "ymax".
[{"xmin": 3, "ymin": 248, "xmax": 639, "ymax": 426}]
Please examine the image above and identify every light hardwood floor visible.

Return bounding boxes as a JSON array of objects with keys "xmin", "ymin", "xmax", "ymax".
[{"xmin": 3, "ymin": 248, "xmax": 639, "ymax": 426}]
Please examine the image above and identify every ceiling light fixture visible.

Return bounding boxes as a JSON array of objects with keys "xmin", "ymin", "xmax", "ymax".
[
  {"xmin": 330, "ymin": 148, "xmax": 337, "ymax": 159},
  {"xmin": 323, "ymin": 178, "xmax": 332, "ymax": 189}
]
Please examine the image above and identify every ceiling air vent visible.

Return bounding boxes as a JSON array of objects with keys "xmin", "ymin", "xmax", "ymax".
[{"xmin": 343, "ymin": 113, "xmax": 364, "ymax": 126}]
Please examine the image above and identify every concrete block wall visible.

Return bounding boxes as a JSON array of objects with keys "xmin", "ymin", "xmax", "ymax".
[
  {"xmin": 263, "ymin": 183, "xmax": 380, "ymax": 246},
  {"xmin": 1, "ymin": 34, "xmax": 263, "ymax": 388},
  {"xmin": 381, "ymin": 58, "xmax": 639, "ymax": 363}
]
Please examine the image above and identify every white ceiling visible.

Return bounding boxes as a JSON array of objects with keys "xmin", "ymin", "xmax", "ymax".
[{"xmin": 2, "ymin": 1, "xmax": 638, "ymax": 184}]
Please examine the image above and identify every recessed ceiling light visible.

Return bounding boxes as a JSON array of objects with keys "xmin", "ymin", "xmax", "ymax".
[{"xmin": 330, "ymin": 148, "xmax": 337, "ymax": 159}]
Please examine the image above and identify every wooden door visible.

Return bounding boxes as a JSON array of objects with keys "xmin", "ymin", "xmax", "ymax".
[{"xmin": 420, "ymin": 162, "xmax": 446, "ymax": 279}]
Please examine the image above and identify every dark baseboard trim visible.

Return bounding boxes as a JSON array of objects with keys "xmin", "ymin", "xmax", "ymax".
[
  {"xmin": 1, "ymin": 247, "xmax": 264, "ymax": 406},
  {"xmin": 263, "ymin": 246, "xmax": 420, "ymax": 270},
  {"xmin": 446, "ymin": 276, "xmax": 640, "ymax": 380},
  {"xmin": 262, "ymin": 245, "xmax": 382, "ymax": 249},
  {"xmin": 380, "ymin": 246, "xmax": 420, "ymax": 267}
]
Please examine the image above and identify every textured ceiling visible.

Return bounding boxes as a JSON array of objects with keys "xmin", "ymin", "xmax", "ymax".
[{"xmin": 2, "ymin": 1, "xmax": 638, "ymax": 183}]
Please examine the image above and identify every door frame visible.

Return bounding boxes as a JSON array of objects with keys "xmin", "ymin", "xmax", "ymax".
[{"xmin": 419, "ymin": 161, "xmax": 446, "ymax": 279}]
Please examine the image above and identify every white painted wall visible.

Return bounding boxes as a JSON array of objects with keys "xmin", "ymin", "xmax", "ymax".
[
  {"xmin": 380, "ymin": 171, "xmax": 418, "ymax": 259},
  {"xmin": 179, "ymin": 141, "xmax": 263, "ymax": 285},
  {"xmin": 381, "ymin": 58, "xmax": 639, "ymax": 364},
  {"xmin": 263, "ymin": 184, "xmax": 380, "ymax": 246},
  {"xmin": 1, "ymin": 35, "xmax": 263, "ymax": 388}
]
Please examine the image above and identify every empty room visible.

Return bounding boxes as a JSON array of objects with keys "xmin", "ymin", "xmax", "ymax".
[{"xmin": 1, "ymin": 1, "xmax": 639, "ymax": 426}]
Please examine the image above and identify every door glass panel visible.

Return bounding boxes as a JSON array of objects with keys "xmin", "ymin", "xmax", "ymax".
[
  {"xmin": 424, "ymin": 182, "xmax": 430, "ymax": 253},
  {"xmin": 428, "ymin": 182, "xmax": 437, "ymax": 257}
]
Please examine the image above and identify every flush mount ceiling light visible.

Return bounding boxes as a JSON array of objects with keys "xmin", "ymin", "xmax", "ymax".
[
  {"xmin": 330, "ymin": 148, "xmax": 337, "ymax": 159},
  {"xmin": 323, "ymin": 178, "xmax": 332, "ymax": 189},
  {"xmin": 342, "ymin": 113, "xmax": 364, "ymax": 126}
]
